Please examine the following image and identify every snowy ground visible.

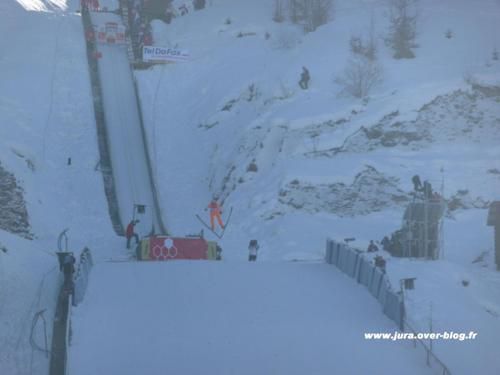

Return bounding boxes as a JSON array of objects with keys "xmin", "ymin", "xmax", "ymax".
[
  {"xmin": 69, "ymin": 261, "xmax": 432, "ymax": 375},
  {"xmin": 1, "ymin": 0, "xmax": 500, "ymax": 374},
  {"xmin": 0, "ymin": 1, "xmax": 121, "ymax": 374},
  {"xmin": 134, "ymin": 0, "xmax": 500, "ymax": 373}
]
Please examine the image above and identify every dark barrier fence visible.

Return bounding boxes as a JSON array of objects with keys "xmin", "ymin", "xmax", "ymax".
[
  {"xmin": 325, "ymin": 239, "xmax": 451, "ymax": 375},
  {"xmin": 81, "ymin": 7, "xmax": 124, "ymax": 235},
  {"xmin": 50, "ymin": 247, "xmax": 93, "ymax": 375},
  {"xmin": 325, "ymin": 239, "xmax": 405, "ymax": 330}
]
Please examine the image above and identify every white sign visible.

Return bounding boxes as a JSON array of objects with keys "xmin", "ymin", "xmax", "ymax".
[
  {"xmin": 95, "ymin": 22, "xmax": 126, "ymax": 44},
  {"xmin": 142, "ymin": 46, "xmax": 190, "ymax": 63}
]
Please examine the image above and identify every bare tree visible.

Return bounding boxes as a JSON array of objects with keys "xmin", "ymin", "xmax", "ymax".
[
  {"xmin": 350, "ymin": 13, "xmax": 377, "ymax": 61},
  {"xmin": 335, "ymin": 56, "xmax": 383, "ymax": 98},
  {"xmin": 273, "ymin": 0, "xmax": 286, "ymax": 22},
  {"xmin": 387, "ymin": 0, "xmax": 417, "ymax": 59},
  {"xmin": 289, "ymin": 0, "xmax": 334, "ymax": 32}
]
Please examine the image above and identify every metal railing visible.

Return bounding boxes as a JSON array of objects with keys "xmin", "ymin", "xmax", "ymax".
[{"xmin": 404, "ymin": 320, "xmax": 452, "ymax": 375}]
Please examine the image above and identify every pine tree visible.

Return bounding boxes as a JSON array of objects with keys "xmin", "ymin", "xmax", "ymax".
[{"xmin": 388, "ymin": 0, "xmax": 417, "ymax": 59}]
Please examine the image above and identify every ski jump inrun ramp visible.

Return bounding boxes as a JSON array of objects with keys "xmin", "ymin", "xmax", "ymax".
[{"xmin": 92, "ymin": 10, "xmax": 165, "ymax": 235}]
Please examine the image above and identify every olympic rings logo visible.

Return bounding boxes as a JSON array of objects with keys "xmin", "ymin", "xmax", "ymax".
[{"xmin": 151, "ymin": 238, "xmax": 178, "ymax": 260}]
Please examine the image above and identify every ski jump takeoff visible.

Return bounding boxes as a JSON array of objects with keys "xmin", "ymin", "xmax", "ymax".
[{"xmin": 196, "ymin": 197, "xmax": 232, "ymax": 239}]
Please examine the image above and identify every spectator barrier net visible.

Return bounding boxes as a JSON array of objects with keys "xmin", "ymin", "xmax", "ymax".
[{"xmin": 325, "ymin": 239, "xmax": 451, "ymax": 375}]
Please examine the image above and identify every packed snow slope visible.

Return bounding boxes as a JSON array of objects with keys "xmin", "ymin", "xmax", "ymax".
[
  {"xmin": 0, "ymin": 1, "xmax": 121, "ymax": 374},
  {"xmin": 134, "ymin": 0, "xmax": 500, "ymax": 374},
  {"xmin": 137, "ymin": 0, "xmax": 500, "ymax": 258},
  {"xmin": 92, "ymin": 9, "xmax": 165, "ymax": 235},
  {"xmin": 70, "ymin": 260, "xmax": 432, "ymax": 375}
]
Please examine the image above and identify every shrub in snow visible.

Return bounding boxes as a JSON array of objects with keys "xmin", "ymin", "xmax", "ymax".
[
  {"xmin": 225, "ymin": 17, "xmax": 232, "ymax": 25},
  {"xmin": 289, "ymin": 0, "xmax": 334, "ymax": 32},
  {"xmin": 349, "ymin": 16, "xmax": 377, "ymax": 61},
  {"xmin": 144, "ymin": 0, "xmax": 173, "ymax": 22},
  {"xmin": 193, "ymin": 0, "xmax": 205, "ymax": 10},
  {"xmin": 349, "ymin": 34, "xmax": 377, "ymax": 61},
  {"xmin": 335, "ymin": 56, "xmax": 383, "ymax": 98},
  {"xmin": 236, "ymin": 31, "xmax": 257, "ymax": 38},
  {"xmin": 387, "ymin": 0, "xmax": 418, "ymax": 59},
  {"xmin": 246, "ymin": 84, "xmax": 261, "ymax": 102},
  {"xmin": 493, "ymin": 48, "xmax": 499, "ymax": 61},
  {"xmin": 247, "ymin": 161, "xmax": 258, "ymax": 172},
  {"xmin": 445, "ymin": 29, "xmax": 453, "ymax": 39}
]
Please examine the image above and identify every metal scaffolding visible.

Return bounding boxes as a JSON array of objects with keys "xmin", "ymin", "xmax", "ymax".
[{"xmin": 402, "ymin": 195, "xmax": 446, "ymax": 259}]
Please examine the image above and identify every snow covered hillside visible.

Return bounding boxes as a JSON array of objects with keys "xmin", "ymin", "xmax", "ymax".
[
  {"xmin": 134, "ymin": 0, "xmax": 500, "ymax": 373},
  {"xmin": 136, "ymin": 0, "xmax": 500, "ymax": 257},
  {"xmin": 1, "ymin": 0, "xmax": 499, "ymax": 374},
  {"xmin": 0, "ymin": 1, "xmax": 120, "ymax": 373}
]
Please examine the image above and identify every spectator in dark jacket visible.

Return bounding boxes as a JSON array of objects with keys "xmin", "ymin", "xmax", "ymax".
[
  {"xmin": 298, "ymin": 66, "xmax": 310, "ymax": 89},
  {"xmin": 248, "ymin": 240, "xmax": 259, "ymax": 261},
  {"xmin": 367, "ymin": 240, "xmax": 379, "ymax": 252}
]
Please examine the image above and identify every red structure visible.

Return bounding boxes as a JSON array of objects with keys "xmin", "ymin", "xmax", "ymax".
[{"xmin": 137, "ymin": 236, "xmax": 217, "ymax": 261}]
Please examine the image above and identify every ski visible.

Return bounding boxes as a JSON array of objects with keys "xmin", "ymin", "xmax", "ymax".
[
  {"xmin": 195, "ymin": 214, "xmax": 222, "ymax": 239},
  {"xmin": 218, "ymin": 207, "xmax": 233, "ymax": 239}
]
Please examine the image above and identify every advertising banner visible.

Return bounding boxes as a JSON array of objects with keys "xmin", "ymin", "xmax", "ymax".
[{"xmin": 143, "ymin": 46, "xmax": 190, "ymax": 63}]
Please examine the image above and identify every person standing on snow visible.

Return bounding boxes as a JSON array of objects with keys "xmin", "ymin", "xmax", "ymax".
[
  {"xmin": 126, "ymin": 219, "xmax": 140, "ymax": 249},
  {"xmin": 248, "ymin": 240, "xmax": 259, "ymax": 262},
  {"xmin": 298, "ymin": 66, "xmax": 310, "ymax": 89},
  {"xmin": 412, "ymin": 174, "xmax": 423, "ymax": 193},
  {"xmin": 367, "ymin": 240, "xmax": 379, "ymax": 252},
  {"xmin": 206, "ymin": 197, "xmax": 224, "ymax": 231}
]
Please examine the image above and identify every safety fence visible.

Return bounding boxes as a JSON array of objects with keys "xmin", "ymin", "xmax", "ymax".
[
  {"xmin": 24, "ymin": 266, "xmax": 60, "ymax": 375},
  {"xmin": 74, "ymin": 247, "xmax": 94, "ymax": 305},
  {"xmin": 81, "ymin": 7, "xmax": 124, "ymax": 235},
  {"xmin": 325, "ymin": 239, "xmax": 451, "ymax": 375},
  {"xmin": 325, "ymin": 239, "xmax": 404, "ymax": 330},
  {"xmin": 49, "ymin": 248, "xmax": 93, "ymax": 375}
]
